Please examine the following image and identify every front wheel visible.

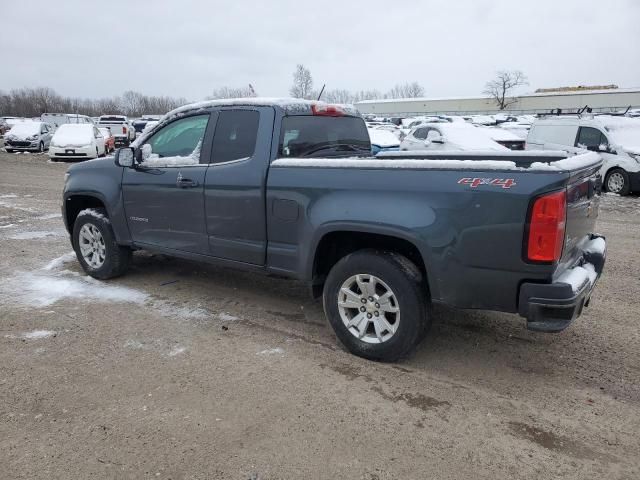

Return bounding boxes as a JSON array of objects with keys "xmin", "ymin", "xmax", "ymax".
[
  {"xmin": 323, "ymin": 250, "xmax": 430, "ymax": 361},
  {"xmin": 72, "ymin": 208, "xmax": 131, "ymax": 279},
  {"xmin": 605, "ymin": 168, "xmax": 630, "ymax": 196}
]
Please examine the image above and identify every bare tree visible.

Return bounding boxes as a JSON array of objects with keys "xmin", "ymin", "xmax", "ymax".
[
  {"xmin": 290, "ymin": 64, "xmax": 314, "ymax": 99},
  {"xmin": 208, "ymin": 86, "xmax": 256, "ymax": 100},
  {"xmin": 483, "ymin": 70, "xmax": 528, "ymax": 110},
  {"xmin": 386, "ymin": 82, "xmax": 425, "ymax": 99}
]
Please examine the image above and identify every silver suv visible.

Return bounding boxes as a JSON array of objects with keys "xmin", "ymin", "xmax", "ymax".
[{"xmin": 4, "ymin": 121, "xmax": 53, "ymax": 153}]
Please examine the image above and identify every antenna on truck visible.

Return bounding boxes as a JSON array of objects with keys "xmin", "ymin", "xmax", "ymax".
[
  {"xmin": 317, "ymin": 84, "xmax": 326, "ymax": 101},
  {"xmin": 248, "ymin": 84, "xmax": 257, "ymax": 97}
]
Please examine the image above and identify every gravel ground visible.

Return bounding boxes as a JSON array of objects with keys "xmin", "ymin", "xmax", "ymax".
[{"xmin": 1, "ymin": 149, "xmax": 639, "ymax": 479}]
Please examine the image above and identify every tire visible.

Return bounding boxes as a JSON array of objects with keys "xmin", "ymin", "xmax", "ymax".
[
  {"xmin": 6, "ymin": 148, "xmax": 13, "ymax": 153},
  {"xmin": 72, "ymin": 208, "xmax": 131, "ymax": 280},
  {"xmin": 323, "ymin": 250, "xmax": 429, "ymax": 361},
  {"xmin": 38, "ymin": 142, "xmax": 44, "ymax": 153},
  {"xmin": 605, "ymin": 168, "xmax": 630, "ymax": 196}
]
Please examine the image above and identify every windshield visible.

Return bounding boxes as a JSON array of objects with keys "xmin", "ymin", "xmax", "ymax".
[
  {"xmin": 605, "ymin": 124, "xmax": 640, "ymax": 149},
  {"xmin": 278, "ymin": 116, "xmax": 370, "ymax": 158}
]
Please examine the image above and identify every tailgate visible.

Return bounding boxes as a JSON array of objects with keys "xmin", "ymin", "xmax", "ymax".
[{"xmin": 561, "ymin": 162, "xmax": 602, "ymax": 264}]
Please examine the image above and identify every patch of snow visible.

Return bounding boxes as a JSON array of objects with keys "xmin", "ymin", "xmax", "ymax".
[
  {"xmin": 0, "ymin": 194, "xmax": 18, "ymax": 198},
  {"xmin": 36, "ymin": 213, "xmax": 63, "ymax": 220},
  {"xmin": 217, "ymin": 312, "xmax": 239, "ymax": 321},
  {"xmin": 8, "ymin": 230, "xmax": 63, "ymax": 240},
  {"xmin": 1, "ymin": 270, "xmax": 148, "ymax": 308},
  {"xmin": 152, "ymin": 300, "xmax": 210, "ymax": 320},
  {"xmin": 124, "ymin": 339, "xmax": 146, "ymax": 350},
  {"xmin": 78, "ymin": 208, "xmax": 107, "ymax": 222},
  {"xmin": 273, "ymin": 151, "xmax": 601, "ymax": 172},
  {"xmin": 168, "ymin": 346, "xmax": 186, "ymax": 356},
  {"xmin": 584, "ymin": 237, "xmax": 606, "ymax": 255},
  {"xmin": 141, "ymin": 140, "xmax": 202, "ymax": 167},
  {"xmin": 23, "ymin": 330, "xmax": 56, "ymax": 339},
  {"xmin": 0, "ymin": 224, "xmax": 16, "ymax": 229},
  {"xmin": 556, "ymin": 263, "xmax": 598, "ymax": 293},
  {"xmin": 256, "ymin": 347, "xmax": 285, "ymax": 356},
  {"xmin": 42, "ymin": 252, "xmax": 77, "ymax": 271}
]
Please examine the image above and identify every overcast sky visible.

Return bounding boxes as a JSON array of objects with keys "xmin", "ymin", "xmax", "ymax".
[{"xmin": 2, "ymin": 0, "xmax": 639, "ymax": 101}]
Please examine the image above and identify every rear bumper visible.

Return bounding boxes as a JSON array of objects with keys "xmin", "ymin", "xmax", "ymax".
[{"xmin": 518, "ymin": 234, "xmax": 606, "ymax": 332}]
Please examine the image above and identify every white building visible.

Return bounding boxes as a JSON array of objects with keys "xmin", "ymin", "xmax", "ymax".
[{"xmin": 355, "ymin": 87, "xmax": 640, "ymax": 116}]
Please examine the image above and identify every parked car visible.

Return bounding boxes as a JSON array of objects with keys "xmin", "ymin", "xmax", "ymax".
[
  {"xmin": 141, "ymin": 120, "xmax": 159, "ymax": 135},
  {"xmin": 476, "ymin": 126, "xmax": 525, "ymax": 150},
  {"xmin": 62, "ymin": 98, "xmax": 606, "ymax": 361},
  {"xmin": 98, "ymin": 127, "xmax": 116, "ymax": 153},
  {"xmin": 526, "ymin": 115, "xmax": 640, "ymax": 195},
  {"xmin": 49, "ymin": 124, "xmax": 106, "ymax": 161},
  {"xmin": 41, "ymin": 113, "xmax": 93, "ymax": 128},
  {"xmin": 97, "ymin": 115, "xmax": 136, "ymax": 146},
  {"xmin": 400, "ymin": 122, "xmax": 509, "ymax": 152},
  {"xmin": 132, "ymin": 116, "xmax": 162, "ymax": 136},
  {"xmin": 4, "ymin": 121, "xmax": 53, "ymax": 153},
  {"xmin": 0, "ymin": 118, "xmax": 9, "ymax": 136},
  {"xmin": 368, "ymin": 128, "xmax": 400, "ymax": 154}
]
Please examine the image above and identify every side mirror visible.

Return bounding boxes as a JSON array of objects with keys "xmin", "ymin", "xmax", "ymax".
[{"xmin": 115, "ymin": 147, "xmax": 135, "ymax": 167}]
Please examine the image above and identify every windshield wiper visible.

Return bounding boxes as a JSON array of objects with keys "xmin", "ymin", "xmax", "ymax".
[{"xmin": 301, "ymin": 143, "xmax": 369, "ymax": 157}]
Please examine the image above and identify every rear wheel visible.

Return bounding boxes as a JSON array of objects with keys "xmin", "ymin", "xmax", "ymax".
[
  {"xmin": 605, "ymin": 168, "xmax": 630, "ymax": 196},
  {"xmin": 72, "ymin": 208, "xmax": 131, "ymax": 279},
  {"xmin": 323, "ymin": 250, "xmax": 429, "ymax": 361}
]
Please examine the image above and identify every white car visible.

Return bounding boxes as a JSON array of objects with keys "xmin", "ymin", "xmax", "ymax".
[
  {"xmin": 475, "ymin": 126, "xmax": 525, "ymax": 150},
  {"xmin": 49, "ymin": 124, "xmax": 106, "ymax": 161},
  {"xmin": 526, "ymin": 114, "xmax": 640, "ymax": 195},
  {"xmin": 400, "ymin": 122, "xmax": 509, "ymax": 152},
  {"xmin": 368, "ymin": 128, "xmax": 401, "ymax": 154}
]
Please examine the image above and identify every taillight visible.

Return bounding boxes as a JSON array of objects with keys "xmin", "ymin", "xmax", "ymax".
[
  {"xmin": 122, "ymin": 126, "xmax": 126, "ymax": 134},
  {"xmin": 526, "ymin": 190, "xmax": 566, "ymax": 263},
  {"xmin": 311, "ymin": 103, "xmax": 345, "ymax": 116}
]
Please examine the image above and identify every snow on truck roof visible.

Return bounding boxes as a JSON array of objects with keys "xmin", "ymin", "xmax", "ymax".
[
  {"xmin": 165, "ymin": 97, "xmax": 360, "ymax": 119},
  {"xmin": 271, "ymin": 151, "xmax": 602, "ymax": 172}
]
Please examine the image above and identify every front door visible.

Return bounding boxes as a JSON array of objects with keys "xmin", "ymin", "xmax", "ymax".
[
  {"xmin": 203, "ymin": 107, "xmax": 274, "ymax": 265},
  {"xmin": 122, "ymin": 113, "xmax": 214, "ymax": 255}
]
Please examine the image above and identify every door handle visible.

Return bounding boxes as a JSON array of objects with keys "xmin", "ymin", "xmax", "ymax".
[{"xmin": 176, "ymin": 177, "xmax": 198, "ymax": 188}]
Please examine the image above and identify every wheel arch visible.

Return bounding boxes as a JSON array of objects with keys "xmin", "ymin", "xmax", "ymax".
[{"xmin": 308, "ymin": 227, "xmax": 433, "ymax": 299}]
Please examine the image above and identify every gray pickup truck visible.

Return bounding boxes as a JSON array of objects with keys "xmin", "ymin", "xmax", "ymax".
[{"xmin": 62, "ymin": 99, "xmax": 606, "ymax": 361}]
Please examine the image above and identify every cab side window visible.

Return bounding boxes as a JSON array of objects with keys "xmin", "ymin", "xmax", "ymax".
[
  {"xmin": 576, "ymin": 127, "xmax": 607, "ymax": 150},
  {"xmin": 142, "ymin": 115, "xmax": 209, "ymax": 165},
  {"xmin": 211, "ymin": 110, "xmax": 259, "ymax": 163}
]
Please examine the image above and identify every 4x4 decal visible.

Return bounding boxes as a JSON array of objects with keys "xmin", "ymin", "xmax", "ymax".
[{"xmin": 457, "ymin": 177, "xmax": 517, "ymax": 189}]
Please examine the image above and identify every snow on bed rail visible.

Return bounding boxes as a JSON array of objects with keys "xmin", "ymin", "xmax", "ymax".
[{"xmin": 271, "ymin": 151, "xmax": 602, "ymax": 172}]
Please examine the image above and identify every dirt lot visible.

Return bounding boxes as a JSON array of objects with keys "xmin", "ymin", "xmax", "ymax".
[{"xmin": 0, "ymin": 149, "xmax": 639, "ymax": 480}]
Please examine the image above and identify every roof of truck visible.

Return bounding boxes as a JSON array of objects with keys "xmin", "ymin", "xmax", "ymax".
[{"xmin": 165, "ymin": 97, "xmax": 360, "ymax": 119}]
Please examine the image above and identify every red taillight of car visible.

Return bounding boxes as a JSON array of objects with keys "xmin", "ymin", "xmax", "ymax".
[
  {"xmin": 122, "ymin": 126, "xmax": 127, "ymax": 134},
  {"xmin": 311, "ymin": 103, "xmax": 345, "ymax": 116},
  {"xmin": 526, "ymin": 190, "xmax": 566, "ymax": 263}
]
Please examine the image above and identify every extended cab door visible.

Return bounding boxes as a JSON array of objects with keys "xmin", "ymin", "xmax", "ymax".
[
  {"xmin": 203, "ymin": 107, "xmax": 274, "ymax": 265},
  {"xmin": 122, "ymin": 113, "xmax": 215, "ymax": 255}
]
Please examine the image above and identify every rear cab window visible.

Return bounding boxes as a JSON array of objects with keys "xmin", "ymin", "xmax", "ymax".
[
  {"xmin": 278, "ymin": 115, "xmax": 370, "ymax": 158},
  {"xmin": 211, "ymin": 110, "xmax": 259, "ymax": 163}
]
